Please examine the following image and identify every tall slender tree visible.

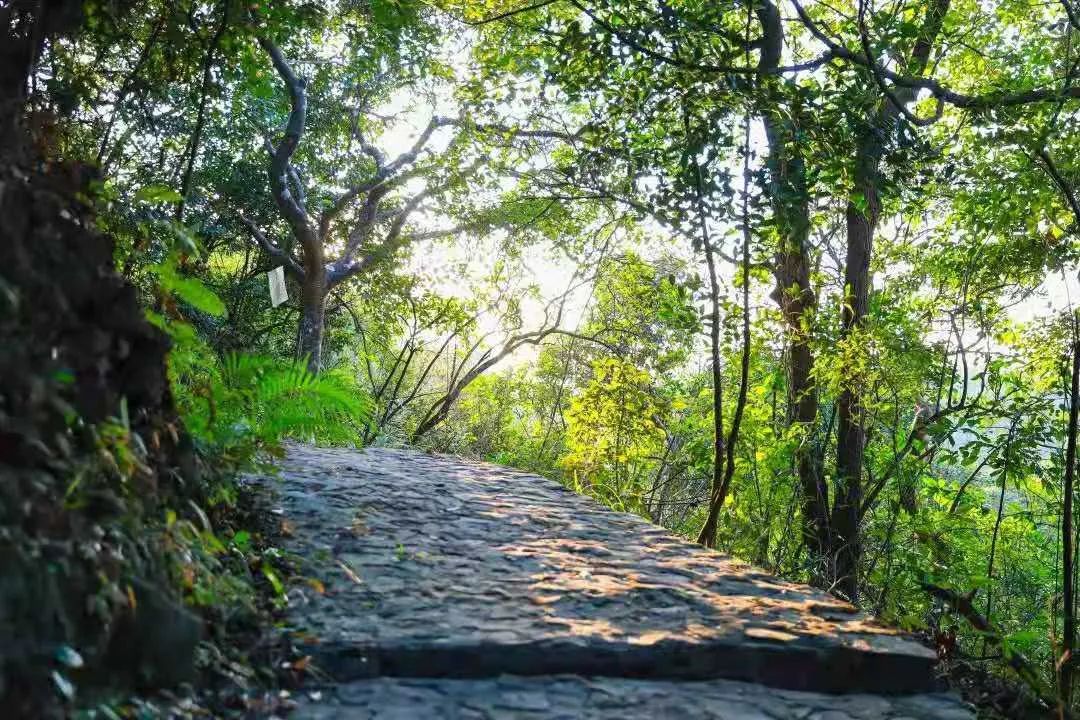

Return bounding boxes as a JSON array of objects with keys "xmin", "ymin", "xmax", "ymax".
[
  {"xmin": 832, "ymin": 0, "xmax": 951, "ymax": 604},
  {"xmin": 752, "ymin": 0, "xmax": 831, "ymax": 573}
]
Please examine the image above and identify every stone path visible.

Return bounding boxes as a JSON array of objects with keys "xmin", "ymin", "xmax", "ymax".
[{"xmin": 267, "ymin": 445, "xmax": 973, "ymax": 719}]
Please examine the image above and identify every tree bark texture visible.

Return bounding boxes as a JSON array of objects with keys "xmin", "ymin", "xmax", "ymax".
[{"xmin": 833, "ymin": 0, "xmax": 951, "ymax": 603}]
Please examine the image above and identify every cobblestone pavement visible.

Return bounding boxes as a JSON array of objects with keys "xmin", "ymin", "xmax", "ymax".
[
  {"xmin": 292, "ymin": 677, "xmax": 972, "ymax": 720},
  {"xmin": 268, "ymin": 445, "xmax": 973, "ymax": 718}
]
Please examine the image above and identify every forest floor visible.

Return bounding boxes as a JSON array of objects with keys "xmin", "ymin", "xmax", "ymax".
[{"xmin": 253, "ymin": 444, "xmax": 975, "ymax": 719}]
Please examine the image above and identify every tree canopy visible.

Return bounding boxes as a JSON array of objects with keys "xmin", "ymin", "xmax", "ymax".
[{"xmin": 8, "ymin": 0, "xmax": 1080, "ymax": 713}]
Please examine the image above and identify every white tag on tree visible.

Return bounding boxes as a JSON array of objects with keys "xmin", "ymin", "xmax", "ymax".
[{"xmin": 268, "ymin": 266, "xmax": 288, "ymax": 308}]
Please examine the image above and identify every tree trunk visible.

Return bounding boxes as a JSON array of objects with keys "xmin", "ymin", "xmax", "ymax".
[
  {"xmin": 833, "ymin": 0, "xmax": 951, "ymax": 604},
  {"xmin": 750, "ymin": 0, "xmax": 829, "ymax": 575},
  {"xmin": 789, "ymin": 311, "xmax": 828, "ymax": 558},
  {"xmin": 763, "ymin": 106, "xmax": 829, "ymax": 569},
  {"xmin": 696, "ymin": 222, "xmax": 726, "ymax": 548},
  {"xmin": 1061, "ymin": 315, "xmax": 1080, "ymax": 702},
  {"xmin": 298, "ymin": 267, "xmax": 327, "ymax": 373},
  {"xmin": 833, "ymin": 196, "xmax": 876, "ymax": 603},
  {"xmin": 697, "ymin": 111, "xmax": 753, "ymax": 549},
  {"xmin": 95, "ymin": 11, "xmax": 167, "ymax": 168},
  {"xmin": 984, "ymin": 418, "xmax": 1017, "ymax": 656},
  {"xmin": 722, "ymin": 114, "xmax": 755, "ymax": 533},
  {"xmin": 685, "ymin": 111, "xmax": 726, "ymax": 548},
  {"xmin": 175, "ymin": 0, "xmax": 229, "ymax": 223}
]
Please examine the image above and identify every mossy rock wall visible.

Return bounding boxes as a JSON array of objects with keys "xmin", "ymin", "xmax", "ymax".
[{"xmin": 0, "ymin": 116, "xmax": 198, "ymax": 720}]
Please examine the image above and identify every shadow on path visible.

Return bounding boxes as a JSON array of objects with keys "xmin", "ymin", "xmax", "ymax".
[{"xmin": 261, "ymin": 445, "xmax": 973, "ymax": 718}]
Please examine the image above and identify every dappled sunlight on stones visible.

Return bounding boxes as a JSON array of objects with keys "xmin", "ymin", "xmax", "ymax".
[{"xmin": 259, "ymin": 445, "xmax": 972, "ymax": 717}]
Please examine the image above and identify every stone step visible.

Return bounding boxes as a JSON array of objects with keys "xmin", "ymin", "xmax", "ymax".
[
  {"xmin": 269, "ymin": 445, "xmax": 964, "ymax": 711},
  {"xmin": 291, "ymin": 676, "xmax": 974, "ymax": 719}
]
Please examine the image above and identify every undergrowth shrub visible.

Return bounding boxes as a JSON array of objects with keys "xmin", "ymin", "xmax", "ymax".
[{"xmin": 0, "ymin": 183, "xmax": 373, "ymax": 715}]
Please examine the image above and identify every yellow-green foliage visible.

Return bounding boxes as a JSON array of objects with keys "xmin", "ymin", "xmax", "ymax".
[{"xmin": 561, "ymin": 358, "xmax": 664, "ymax": 514}]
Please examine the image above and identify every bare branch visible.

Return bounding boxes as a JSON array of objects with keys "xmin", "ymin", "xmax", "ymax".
[
  {"xmin": 566, "ymin": 0, "xmax": 832, "ymax": 76},
  {"xmin": 257, "ymin": 36, "xmax": 316, "ymax": 247},
  {"xmin": 329, "ymin": 159, "xmax": 487, "ymax": 286},
  {"xmin": 352, "ymin": 113, "xmax": 387, "ymax": 170},
  {"xmin": 1035, "ymin": 148, "xmax": 1080, "ymax": 226},
  {"xmin": 320, "ymin": 118, "xmax": 456, "ymax": 236},
  {"xmin": 288, "ymin": 163, "xmax": 307, "ymax": 208},
  {"xmin": 408, "ymin": 270, "xmax": 601, "ymax": 441},
  {"xmin": 921, "ymin": 583, "xmax": 1054, "ymax": 701},
  {"xmin": 789, "ymin": 0, "xmax": 1080, "ymax": 110},
  {"xmin": 380, "ymin": 115, "xmax": 454, "ymax": 178},
  {"xmin": 454, "ymin": 0, "xmax": 559, "ymax": 26},
  {"xmin": 450, "ymin": 118, "xmax": 589, "ymax": 144},
  {"xmin": 855, "ymin": 0, "xmax": 945, "ymax": 127},
  {"xmin": 236, "ymin": 212, "xmax": 305, "ymax": 279}
]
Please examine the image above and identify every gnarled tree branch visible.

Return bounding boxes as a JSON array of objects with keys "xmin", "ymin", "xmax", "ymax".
[
  {"xmin": 257, "ymin": 35, "xmax": 316, "ymax": 250},
  {"xmin": 236, "ymin": 212, "xmax": 305, "ymax": 279}
]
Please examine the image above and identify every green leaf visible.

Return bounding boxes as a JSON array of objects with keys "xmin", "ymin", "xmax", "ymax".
[
  {"xmin": 149, "ymin": 263, "xmax": 227, "ymax": 317},
  {"xmin": 134, "ymin": 184, "xmax": 183, "ymax": 204},
  {"xmin": 262, "ymin": 564, "xmax": 285, "ymax": 597},
  {"xmin": 168, "ymin": 275, "xmax": 227, "ymax": 317},
  {"xmin": 232, "ymin": 530, "xmax": 251, "ymax": 551}
]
